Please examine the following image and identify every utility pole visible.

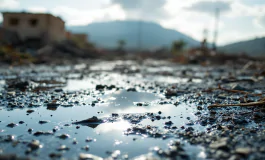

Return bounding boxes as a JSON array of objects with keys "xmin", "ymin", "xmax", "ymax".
[
  {"xmin": 212, "ymin": 8, "xmax": 220, "ymax": 51},
  {"xmin": 202, "ymin": 28, "xmax": 208, "ymax": 48}
]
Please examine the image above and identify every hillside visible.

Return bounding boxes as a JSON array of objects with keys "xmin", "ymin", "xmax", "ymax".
[
  {"xmin": 67, "ymin": 20, "xmax": 200, "ymax": 49},
  {"xmin": 220, "ymin": 37, "xmax": 265, "ymax": 57}
]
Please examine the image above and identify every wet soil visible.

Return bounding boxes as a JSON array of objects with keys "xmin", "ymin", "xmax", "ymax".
[{"xmin": 0, "ymin": 60, "xmax": 264, "ymax": 160}]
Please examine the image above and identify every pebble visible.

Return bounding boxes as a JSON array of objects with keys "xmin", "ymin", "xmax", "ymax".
[
  {"xmin": 82, "ymin": 145, "xmax": 90, "ymax": 151},
  {"xmin": 33, "ymin": 131, "xmax": 53, "ymax": 136},
  {"xmin": 26, "ymin": 109, "xmax": 34, "ymax": 113},
  {"xmin": 28, "ymin": 140, "xmax": 41, "ymax": 150},
  {"xmin": 39, "ymin": 120, "xmax": 49, "ymax": 124},
  {"xmin": 6, "ymin": 123, "xmax": 18, "ymax": 128},
  {"xmin": 165, "ymin": 121, "xmax": 173, "ymax": 126},
  {"xmin": 57, "ymin": 145, "xmax": 70, "ymax": 151},
  {"xmin": 49, "ymin": 153, "xmax": 62, "ymax": 158},
  {"xmin": 209, "ymin": 138, "xmax": 228, "ymax": 150},
  {"xmin": 57, "ymin": 134, "xmax": 70, "ymax": 139},
  {"xmin": 79, "ymin": 153, "xmax": 103, "ymax": 160},
  {"xmin": 19, "ymin": 121, "xmax": 25, "ymax": 124},
  {"xmin": 235, "ymin": 147, "xmax": 251, "ymax": 155}
]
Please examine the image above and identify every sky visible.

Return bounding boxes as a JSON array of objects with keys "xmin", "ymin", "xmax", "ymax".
[{"xmin": 0, "ymin": 0, "xmax": 264, "ymax": 45}]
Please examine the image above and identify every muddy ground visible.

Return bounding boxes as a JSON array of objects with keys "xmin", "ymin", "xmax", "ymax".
[{"xmin": 0, "ymin": 60, "xmax": 265, "ymax": 160}]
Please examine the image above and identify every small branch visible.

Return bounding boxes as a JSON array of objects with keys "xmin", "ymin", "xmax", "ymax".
[
  {"xmin": 217, "ymin": 84, "xmax": 262, "ymax": 97},
  {"xmin": 208, "ymin": 100, "xmax": 265, "ymax": 108}
]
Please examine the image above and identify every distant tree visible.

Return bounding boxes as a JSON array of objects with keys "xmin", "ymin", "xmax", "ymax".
[
  {"xmin": 117, "ymin": 39, "xmax": 126, "ymax": 51},
  {"xmin": 171, "ymin": 40, "xmax": 186, "ymax": 55}
]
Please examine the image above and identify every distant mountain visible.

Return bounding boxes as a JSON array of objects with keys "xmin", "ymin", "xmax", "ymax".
[
  {"xmin": 220, "ymin": 37, "xmax": 265, "ymax": 57},
  {"xmin": 67, "ymin": 20, "xmax": 200, "ymax": 49}
]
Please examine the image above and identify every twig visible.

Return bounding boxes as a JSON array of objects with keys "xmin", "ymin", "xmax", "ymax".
[
  {"xmin": 217, "ymin": 84, "xmax": 262, "ymax": 97},
  {"xmin": 208, "ymin": 100, "xmax": 265, "ymax": 108}
]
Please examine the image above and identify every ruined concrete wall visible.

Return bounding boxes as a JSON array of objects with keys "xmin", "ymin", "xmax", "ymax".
[
  {"xmin": 2, "ymin": 13, "xmax": 49, "ymax": 42},
  {"xmin": 48, "ymin": 15, "xmax": 65, "ymax": 42},
  {"xmin": 2, "ymin": 13, "xmax": 66, "ymax": 45}
]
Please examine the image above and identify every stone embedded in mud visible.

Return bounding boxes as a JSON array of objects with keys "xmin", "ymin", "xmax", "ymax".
[
  {"xmin": 6, "ymin": 123, "xmax": 18, "ymax": 128},
  {"xmin": 0, "ymin": 135, "xmax": 15, "ymax": 142},
  {"xmin": 235, "ymin": 147, "xmax": 251, "ymax": 156},
  {"xmin": 127, "ymin": 88, "xmax": 136, "ymax": 92},
  {"xmin": 95, "ymin": 85, "xmax": 106, "ymax": 90},
  {"xmin": 73, "ymin": 116, "xmax": 103, "ymax": 124},
  {"xmin": 33, "ymin": 131, "xmax": 53, "ymax": 136},
  {"xmin": 49, "ymin": 153, "xmax": 62, "ymax": 158},
  {"xmin": 210, "ymin": 138, "xmax": 229, "ymax": 150},
  {"xmin": 57, "ymin": 145, "xmax": 70, "ymax": 151},
  {"xmin": 54, "ymin": 88, "xmax": 63, "ymax": 92},
  {"xmin": 57, "ymin": 134, "xmax": 70, "ymax": 139},
  {"xmin": 112, "ymin": 113, "xmax": 119, "ymax": 117},
  {"xmin": 73, "ymin": 139, "xmax": 78, "ymax": 145},
  {"xmin": 26, "ymin": 109, "xmax": 34, "ymax": 113},
  {"xmin": 85, "ymin": 138, "xmax": 93, "ymax": 142},
  {"xmin": 39, "ymin": 120, "xmax": 49, "ymax": 124},
  {"xmin": 165, "ymin": 121, "xmax": 173, "ymax": 126},
  {"xmin": 79, "ymin": 153, "xmax": 103, "ymax": 160},
  {"xmin": 28, "ymin": 140, "xmax": 41, "ymax": 150},
  {"xmin": 19, "ymin": 121, "xmax": 25, "ymax": 124},
  {"xmin": 53, "ymin": 126, "xmax": 60, "ymax": 132},
  {"xmin": 82, "ymin": 145, "xmax": 90, "ymax": 151}
]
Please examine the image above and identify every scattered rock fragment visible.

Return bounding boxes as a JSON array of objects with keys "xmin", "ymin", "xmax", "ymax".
[
  {"xmin": 6, "ymin": 123, "xmax": 18, "ymax": 128},
  {"xmin": 57, "ymin": 134, "xmax": 70, "ymax": 139},
  {"xmin": 79, "ymin": 153, "xmax": 103, "ymax": 160},
  {"xmin": 73, "ymin": 116, "xmax": 103, "ymax": 125},
  {"xmin": 39, "ymin": 120, "xmax": 49, "ymax": 124},
  {"xmin": 28, "ymin": 140, "xmax": 41, "ymax": 150},
  {"xmin": 235, "ymin": 147, "xmax": 251, "ymax": 156},
  {"xmin": 57, "ymin": 145, "xmax": 70, "ymax": 151},
  {"xmin": 33, "ymin": 131, "xmax": 53, "ymax": 136}
]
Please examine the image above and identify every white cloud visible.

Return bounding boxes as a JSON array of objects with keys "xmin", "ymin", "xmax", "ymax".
[
  {"xmin": 111, "ymin": 0, "xmax": 169, "ymax": 21},
  {"xmin": 254, "ymin": 15, "xmax": 265, "ymax": 28},
  {"xmin": 27, "ymin": 7, "xmax": 48, "ymax": 13},
  {"xmin": 0, "ymin": 0, "xmax": 19, "ymax": 10},
  {"xmin": 50, "ymin": 4, "xmax": 126, "ymax": 26}
]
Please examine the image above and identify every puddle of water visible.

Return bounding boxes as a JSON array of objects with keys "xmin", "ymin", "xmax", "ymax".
[{"xmin": 0, "ymin": 89, "xmax": 203, "ymax": 159}]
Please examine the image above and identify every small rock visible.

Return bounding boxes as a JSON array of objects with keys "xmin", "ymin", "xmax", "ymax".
[
  {"xmin": 57, "ymin": 134, "xmax": 70, "ymax": 139},
  {"xmin": 79, "ymin": 153, "xmax": 103, "ymax": 160},
  {"xmin": 33, "ymin": 131, "xmax": 53, "ymax": 136},
  {"xmin": 165, "ymin": 121, "xmax": 173, "ymax": 126},
  {"xmin": 28, "ymin": 140, "xmax": 41, "ymax": 150},
  {"xmin": 6, "ymin": 123, "xmax": 17, "ymax": 128},
  {"xmin": 82, "ymin": 145, "xmax": 89, "ymax": 151},
  {"xmin": 235, "ymin": 147, "xmax": 251, "ymax": 155},
  {"xmin": 27, "ymin": 109, "xmax": 34, "ymax": 113},
  {"xmin": 39, "ymin": 120, "xmax": 49, "ymax": 124},
  {"xmin": 49, "ymin": 153, "xmax": 62, "ymax": 158},
  {"xmin": 57, "ymin": 145, "xmax": 70, "ymax": 151},
  {"xmin": 19, "ymin": 121, "xmax": 25, "ymax": 124},
  {"xmin": 210, "ymin": 138, "xmax": 229, "ymax": 150}
]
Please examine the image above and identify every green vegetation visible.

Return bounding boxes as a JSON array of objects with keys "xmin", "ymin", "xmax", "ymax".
[{"xmin": 171, "ymin": 40, "xmax": 186, "ymax": 55}]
